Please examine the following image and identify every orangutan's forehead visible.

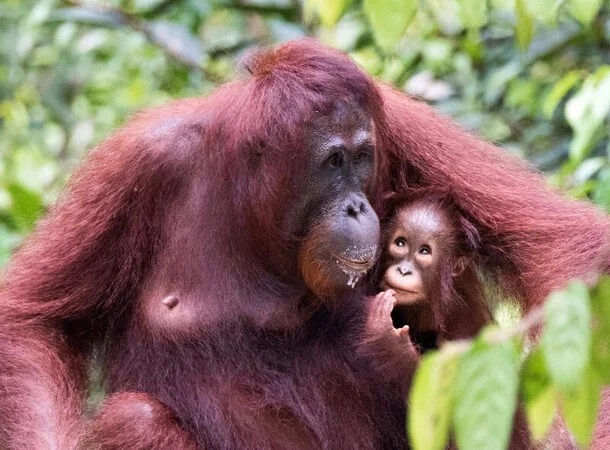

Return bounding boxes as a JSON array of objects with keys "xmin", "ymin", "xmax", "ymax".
[
  {"xmin": 305, "ymin": 102, "xmax": 375, "ymax": 149},
  {"xmin": 396, "ymin": 204, "xmax": 451, "ymax": 239},
  {"xmin": 313, "ymin": 100, "xmax": 372, "ymax": 129},
  {"xmin": 322, "ymin": 129, "xmax": 372, "ymax": 149}
]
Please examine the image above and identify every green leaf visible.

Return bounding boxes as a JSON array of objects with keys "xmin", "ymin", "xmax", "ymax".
[
  {"xmin": 146, "ymin": 21, "xmax": 205, "ymax": 67},
  {"xmin": 363, "ymin": 0, "xmax": 417, "ymax": 51},
  {"xmin": 426, "ymin": 0, "xmax": 464, "ymax": 35},
  {"xmin": 591, "ymin": 276, "xmax": 610, "ymax": 382},
  {"xmin": 484, "ymin": 61, "xmax": 522, "ymax": 106},
  {"xmin": 515, "ymin": 0, "xmax": 533, "ymax": 50},
  {"xmin": 0, "ymin": 224, "xmax": 22, "ymax": 266},
  {"xmin": 349, "ymin": 46, "xmax": 384, "ymax": 75},
  {"xmin": 543, "ymin": 71, "xmax": 581, "ymax": 119},
  {"xmin": 453, "ymin": 335, "xmax": 520, "ymax": 450},
  {"xmin": 561, "ymin": 366, "xmax": 601, "ymax": 447},
  {"xmin": 542, "ymin": 280, "xmax": 592, "ymax": 392},
  {"xmin": 6, "ymin": 184, "xmax": 44, "ymax": 233},
  {"xmin": 593, "ymin": 166, "xmax": 610, "ymax": 212},
  {"xmin": 409, "ymin": 350, "xmax": 459, "ymax": 450},
  {"xmin": 200, "ymin": 9, "xmax": 248, "ymax": 53},
  {"xmin": 520, "ymin": 348, "xmax": 557, "ymax": 440},
  {"xmin": 523, "ymin": 0, "xmax": 558, "ymax": 26},
  {"xmin": 573, "ymin": 157, "xmax": 606, "ymax": 184},
  {"xmin": 565, "ymin": 68, "xmax": 610, "ymax": 164},
  {"xmin": 455, "ymin": 0, "xmax": 487, "ymax": 30},
  {"xmin": 10, "ymin": 147, "xmax": 57, "ymax": 194},
  {"xmin": 311, "ymin": 0, "xmax": 353, "ymax": 26},
  {"xmin": 567, "ymin": 0, "xmax": 603, "ymax": 26}
]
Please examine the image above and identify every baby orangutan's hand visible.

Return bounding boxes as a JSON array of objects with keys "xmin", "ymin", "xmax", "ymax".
[
  {"xmin": 365, "ymin": 289, "xmax": 417, "ymax": 356},
  {"xmin": 359, "ymin": 289, "xmax": 420, "ymax": 389}
]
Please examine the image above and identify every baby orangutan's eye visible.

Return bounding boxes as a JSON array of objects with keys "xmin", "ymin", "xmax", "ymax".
[{"xmin": 418, "ymin": 245, "xmax": 431, "ymax": 255}]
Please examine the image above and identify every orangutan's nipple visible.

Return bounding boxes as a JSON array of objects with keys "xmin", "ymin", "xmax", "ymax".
[{"xmin": 161, "ymin": 295, "xmax": 179, "ymax": 309}]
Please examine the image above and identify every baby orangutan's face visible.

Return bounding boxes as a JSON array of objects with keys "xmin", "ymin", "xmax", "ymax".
[{"xmin": 380, "ymin": 202, "xmax": 453, "ymax": 305}]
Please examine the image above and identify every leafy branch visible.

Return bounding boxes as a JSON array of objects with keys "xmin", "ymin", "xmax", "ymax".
[
  {"xmin": 408, "ymin": 277, "xmax": 609, "ymax": 450},
  {"xmin": 61, "ymin": 0, "xmax": 217, "ymax": 78}
]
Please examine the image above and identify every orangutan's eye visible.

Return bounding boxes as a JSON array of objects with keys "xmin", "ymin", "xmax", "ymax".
[{"xmin": 419, "ymin": 245, "xmax": 431, "ymax": 255}]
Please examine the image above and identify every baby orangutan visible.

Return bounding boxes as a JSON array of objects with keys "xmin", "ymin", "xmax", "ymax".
[
  {"xmin": 361, "ymin": 195, "xmax": 560, "ymax": 448},
  {"xmin": 363, "ymin": 194, "xmax": 493, "ymax": 383}
]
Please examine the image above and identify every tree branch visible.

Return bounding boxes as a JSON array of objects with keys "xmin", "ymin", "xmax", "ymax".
[
  {"xmin": 65, "ymin": 0, "xmax": 218, "ymax": 79},
  {"xmin": 440, "ymin": 305, "xmax": 546, "ymax": 355}
]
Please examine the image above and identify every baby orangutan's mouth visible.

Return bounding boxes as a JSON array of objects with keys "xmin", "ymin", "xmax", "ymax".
[
  {"xmin": 386, "ymin": 284, "xmax": 417, "ymax": 294},
  {"xmin": 380, "ymin": 279, "xmax": 418, "ymax": 295},
  {"xmin": 393, "ymin": 288, "xmax": 418, "ymax": 295}
]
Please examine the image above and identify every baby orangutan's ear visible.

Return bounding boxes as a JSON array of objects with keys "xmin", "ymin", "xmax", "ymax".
[{"xmin": 452, "ymin": 256, "xmax": 468, "ymax": 277}]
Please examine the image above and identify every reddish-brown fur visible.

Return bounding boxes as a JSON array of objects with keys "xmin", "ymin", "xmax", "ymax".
[
  {"xmin": 81, "ymin": 392, "xmax": 198, "ymax": 450},
  {"xmin": 371, "ymin": 87, "xmax": 610, "ymax": 448},
  {"xmin": 373, "ymin": 84, "xmax": 610, "ymax": 309},
  {"xmin": 0, "ymin": 39, "xmax": 409, "ymax": 450},
  {"xmin": 0, "ymin": 39, "xmax": 608, "ymax": 449},
  {"xmin": 369, "ymin": 195, "xmax": 536, "ymax": 448}
]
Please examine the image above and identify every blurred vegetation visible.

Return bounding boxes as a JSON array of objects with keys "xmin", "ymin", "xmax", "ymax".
[{"xmin": 0, "ymin": 0, "xmax": 609, "ymax": 266}]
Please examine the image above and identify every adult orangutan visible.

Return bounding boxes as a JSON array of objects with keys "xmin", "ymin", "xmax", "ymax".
[
  {"xmin": 0, "ymin": 39, "xmax": 404, "ymax": 450},
  {"xmin": 0, "ymin": 39, "xmax": 608, "ymax": 449}
]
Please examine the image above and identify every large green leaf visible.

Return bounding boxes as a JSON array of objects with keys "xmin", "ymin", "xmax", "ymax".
[
  {"xmin": 6, "ymin": 184, "xmax": 44, "ymax": 233},
  {"xmin": 306, "ymin": 0, "xmax": 353, "ymax": 27},
  {"xmin": 0, "ymin": 224, "xmax": 22, "ymax": 266},
  {"xmin": 363, "ymin": 0, "xmax": 417, "ymax": 51},
  {"xmin": 453, "ymin": 334, "xmax": 520, "ymax": 450},
  {"xmin": 455, "ymin": 0, "xmax": 487, "ymax": 29},
  {"xmin": 543, "ymin": 71, "xmax": 581, "ymax": 119},
  {"xmin": 567, "ymin": 0, "xmax": 604, "ymax": 25},
  {"xmin": 542, "ymin": 280, "xmax": 592, "ymax": 392},
  {"xmin": 409, "ymin": 350, "xmax": 459, "ymax": 450},
  {"xmin": 523, "ymin": 0, "xmax": 558, "ymax": 25},
  {"xmin": 565, "ymin": 67, "xmax": 610, "ymax": 164},
  {"xmin": 561, "ymin": 366, "xmax": 601, "ymax": 448},
  {"xmin": 520, "ymin": 348, "xmax": 557, "ymax": 440},
  {"xmin": 591, "ymin": 276, "xmax": 610, "ymax": 382},
  {"xmin": 593, "ymin": 166, "xmax": 610, "ymax": 213},
  {"xmin": 515, "ymin": 0, "xmax": 533, "ymax": 50}
]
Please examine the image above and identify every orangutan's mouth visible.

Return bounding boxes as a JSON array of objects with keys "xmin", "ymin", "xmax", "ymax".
[
  {"xmin": 380, "ymin": 279, "xmax": 418, "ymax": 295},
  {"xmin": 335, "ymin": 257, "xmax": 372, "ymax": 271},
  {"xmin": 333, "ymin": 256, "xmax": 374, "ymax": 288},
  {"xmin": 394, "ymin": 288, "xmax": 418, "ymax": 294}
]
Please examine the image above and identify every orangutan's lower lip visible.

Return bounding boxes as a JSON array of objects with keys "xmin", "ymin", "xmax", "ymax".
[
  {"xmin": 385, "ymin": 284, "xmax": 417, "ymax": 294},
  {"xmin": 335, "ymin": 257, "xmax": 373, "ymax": 271},
  {"xmin": 333, "ymin": 256, "xmax": 373, "ymax": 288}
]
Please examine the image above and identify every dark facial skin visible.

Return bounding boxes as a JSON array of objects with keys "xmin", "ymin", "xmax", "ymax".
[
  {"xmin": 380, "ymin": 202, "xmax": 461, "ymax": 305},
  {"xmin": 297, "ymin": 100, "xmax": 380, "ymax": 298}
]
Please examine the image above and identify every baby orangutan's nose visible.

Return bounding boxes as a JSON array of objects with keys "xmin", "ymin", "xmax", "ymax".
[{"xmin": 397, "ymin": 265, "xmax": 413, "ymax": 276}]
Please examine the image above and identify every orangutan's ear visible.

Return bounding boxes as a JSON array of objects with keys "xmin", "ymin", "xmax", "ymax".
[{"xmin": 452, "ymin": 256, "xmax": 468, "ymax": 277}]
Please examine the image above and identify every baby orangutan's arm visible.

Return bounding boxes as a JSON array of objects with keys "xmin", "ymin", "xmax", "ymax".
[{"xmin": 360, "ymin": 290, "xmax": 420, "ymax": 393}]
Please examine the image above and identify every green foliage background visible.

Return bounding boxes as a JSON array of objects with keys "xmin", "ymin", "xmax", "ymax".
[
  {"xmin": 1, "ymin": 1, "xmax": 610, "ymax": 449},
  {"xmin": 1, "ymin": 0, "xmax": 609, "ymax": 264}
]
